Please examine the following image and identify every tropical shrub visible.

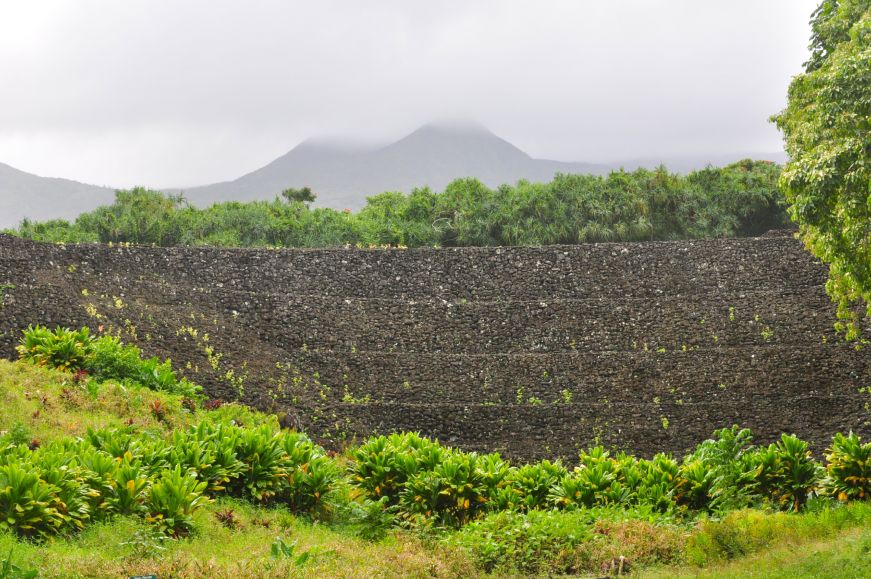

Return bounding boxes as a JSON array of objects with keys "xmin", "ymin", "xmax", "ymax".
[
  {"xmin": 16, "ymin": 326, "xmax": 92, "ymax": 371},
  {"xmin": 550, "ymin": 448, "xmax": 634, "ymax": 510},
  {"xmin": 0, "ymin": 460, "xmax": 68, "ymax": 539},
  {"xmin": 279, "ymin": 432, "xmax": 340, "ymax": 514},
  {"xmin": 676, "ymin": 426, "xmax": 758, "ymax": 511},
  {"xmin": 635, "ymin": 453, "xmax": 679, "ymax": 513},
  {"xmin": 145, "ymin": 466, "xmax": 209, "ymax": 537},
  {"xmin": 400, "ymin": 451, "xmax": 492, "ymax": 527},
  {"xmin": 17, "ymin": 326, "xmax": 201, "ymax": 398},
  {"xmin": 108, "ymin": 456, "xmax": 151, "ymax": 516},
  {"xmin": 499, "ymin": 460, "xmax": 567, "ymax": 511},
  {"xmin": 822, "ymin": 432, "xmax": 871, "ymax": 502},
  {"xmin": 757, "ymin": 434, "xmax": 822, "ymax": 512},
  {"xmin": 348, "ymin": 433, "xmax": 444, "ymax": 507},
  {"xmin": 229, "ymin": 424, "xmax": 286, "ymax": 502},
  {"xmin": 167, "ymin": 423, "xmax": 244, "ymax": 494}
]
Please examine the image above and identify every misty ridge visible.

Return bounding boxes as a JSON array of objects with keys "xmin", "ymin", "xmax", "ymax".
[{"xmin": 0, "ymin": 121, "xmax": 786, "ymax": 229}]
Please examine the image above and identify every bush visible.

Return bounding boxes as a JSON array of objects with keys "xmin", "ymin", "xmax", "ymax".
[
  {"xmin": 822, "ymin": 432, "xmax": 871, "ymax": 502},
  {"xmin": 167, "ymin": 422, "xmax": 244, "ymax": 495},
  {"xmin": 755, "ymin": 434, "xmax": 822, "ymax": 512},
  {"xmin": 279, "ymin": 432, "xmax": 340, "ymax": 515},
  {"xmin": 17, "ymin": 326, "xmax": 201, "ymax": 398},
  {"xmin": 499, "ymin": 459, "xmax": 567, "ymax": 511},
  {"xmin": 449, "ymin": 509, "xmax": 593, "ymax": 575},
  {"xmin": 145, "ymin": 466, "xmax": 209, "ymax": 537},
  {"xmin": 0, "ymin": 459, "xmax": 68, "ymax": 539},
  {"xmin": 674, "ymin": 426, "xmax": 823, "ymax": 513},
  {"xmin": 675, "ymin": 426, "xmax": 758, "ymax": 511},
  {"xmin": 348, "ymin": 433, "xmax": 444, "ymax": 507},
  {"xmin": 16, "ymin": 326, "xmax": 92, "ymax": 371},
  {"xmin": 400, "ymin": 451, "xmax": 493, "ymax": 527}
]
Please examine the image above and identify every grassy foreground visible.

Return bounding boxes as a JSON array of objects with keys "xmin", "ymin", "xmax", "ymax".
[{"xmin": 1, "ymin": 358, "xmax": 869, "ymax": 578}]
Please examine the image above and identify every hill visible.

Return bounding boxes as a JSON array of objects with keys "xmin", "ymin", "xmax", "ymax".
[
  {"xmin": 177, "ymin": 122, "xmax": 608, "ymax": 209},
  {"xmin": 0, "ymin": 162, "xmax": 114, "ymax": 229},
  {"xmin": 178, "ymin": 122, "xmax": 787, "ymax": 210},
  {"xmin": 0, "ymin": 122, "xmax": 788, "ymax": 228}
]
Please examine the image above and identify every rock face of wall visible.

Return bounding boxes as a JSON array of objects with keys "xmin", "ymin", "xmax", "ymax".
[{"xmin": 0, "ymin": 232, "xmax": 867, "ymax": 460}]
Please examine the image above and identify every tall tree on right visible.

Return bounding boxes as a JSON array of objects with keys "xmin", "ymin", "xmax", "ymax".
[{"xmin": 772, "ymin": 0, "xmax": 870, "ymax": 339}]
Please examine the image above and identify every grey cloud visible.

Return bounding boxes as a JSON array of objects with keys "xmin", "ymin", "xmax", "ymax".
[{"xmin": 0, "ymin": 0, "xmax": 818, "ymax": 187}]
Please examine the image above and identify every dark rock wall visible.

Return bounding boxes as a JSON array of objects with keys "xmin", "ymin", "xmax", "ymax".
[{"xmin": 0, "ymin": 232, "xmax": 867, "ymax": 460}]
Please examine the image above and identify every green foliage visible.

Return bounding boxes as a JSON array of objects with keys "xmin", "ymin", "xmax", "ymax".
[
  {"xmin": 167, "ymin": 422, "xmax": 244, "ymax": 494},
  {"xmin": 279, "ymin": 432, "xmax": 340, "ymax": 515},
  {"xmin": 1, "ymin": 424, "xmax": 31, "ymax": 449},
  {"xmin": 347, "ymin": 433, "xmax": 444, "ymax": 508},
  {"xmin": 16, "ymin": 326, "xmax": 92, "ymax": 371},
  {"xmin": 823, "ymin": 431, "xmax": 871, "ymax": 501},
  {"xmin": 448, "ymin": 509, "xmax": 593, "ymax": 575},
  {"xmin": 684, "ymin": 501, "xmax": 871, "ymax": 567},
  {"xmin": 0, "ymin": 460, "xmax": 67, "ymax": 539},
  {"xmin": 676, "ymin": 426, "xmax": 825, "ymax": 513},
  {"xmin": 11, "ymin": 162, "xmax": 787, "ymax": 249},
  {"xmin": 550, "ymin": 450, "xmax": 624, "ymax": 510},
  {"xmin": 16, "ymin": 326, "xmax": 201, "ymax": 398},
  {"xmin": 280, "ymin": 186, "xmax": 316, "ymax": 205},
  {"xmin": 341, "ymin": 428, "xmax": 861, "ymax": 529},
  {"xmin": 499, "ymin": 460, "xmax": 567, "ymax": 511},
  {"xmin": 145, "ymin": 466, "xmax": 209, "ymax": 537},
  {"xmin": 269, "ymin": 537, "xmax": 311, "ymax": 567},
  {"xmin": 0, "ymin": 393, "xmax": 340, "ymax": 541},
  {"xmin": 1, "ymin": 352, "xmax": 867, "ymax": 560},
  {"xmin": 759, "ymin": 434, "xmax": 823, "ymax": 512},
  {"xmin": 676, "ymin": 426, "xmax": 759, "ymax": 511},
  {"xmin": 0, "ymin": 549, "xmax": 38, "ymax": 579},
  {"xmin": 772, "ymin": 0, "xmax": 871, "ymax": 339},
  {"xmin": 230, "ymin": 425, "xmax": 286, "ymax": 502},
  {"xmin": 401, "ymin": 451, "xmax": 492, "ymax": 527}
]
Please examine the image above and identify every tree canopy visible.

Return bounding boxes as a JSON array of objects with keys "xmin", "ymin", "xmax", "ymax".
[
  {"xmin": 772, "ymin": 0, "xmax": 871, "ymax": 339},
  {"xmin": 7, "ymin": 161, "xmax": 787, "ymax": 250}
]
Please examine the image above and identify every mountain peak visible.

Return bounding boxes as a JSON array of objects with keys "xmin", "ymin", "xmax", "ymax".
[{"xmin": 411, "ymin": 119, "xmax": 495, "ymax": 137}]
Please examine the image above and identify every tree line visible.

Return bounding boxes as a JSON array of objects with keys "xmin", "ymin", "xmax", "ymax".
[{"xmin": 9, "ymin": 160, "xmax": 788, "ymax": 248}]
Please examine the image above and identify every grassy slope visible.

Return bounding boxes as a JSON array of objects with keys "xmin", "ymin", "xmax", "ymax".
[
  {"xmin": 0, "ymin": 359, "xmax": 194, "ymax": 444},
  {"xmin": 1, "ymin": 359, "xmax": 869, "ymax": 578},
  {"xmin": 0, "ymin": 359, "xmax": 475, "ymax": 578},
  {"xmin": 644, "ymin": 528, "xmax": 871, "ymax": 578},
  {"xmin": 0, "ymin": 502, "xmax": 475, "ymax": 578}
]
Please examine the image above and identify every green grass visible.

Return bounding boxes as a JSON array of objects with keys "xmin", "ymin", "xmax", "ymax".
[
  {"xmin": 643, "ymin": 527, "xmax": 871, "ymax": 578},
  {"xmin": 1, "ymin": 358, "xmax": 870, "ymax": 578},
  {"xmin": 0, "ymin": 358, "xmax": 264, "ymax": 446},
  {"xmin": 0, "ymin": 498, "xmax": 476, "ymax": 578}
]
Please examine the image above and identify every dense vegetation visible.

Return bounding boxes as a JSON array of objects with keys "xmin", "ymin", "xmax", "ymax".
[
  {"xmin": 1, "ymin": 326, "xmax": 869, "ymax": 577},
  {"xmin": 772, "ymin": 0, "xmax": 871, "ymax": 339},
  {"xmin": 7, "ymin": 161, "xmax": 788, "ymax": 248},
  {"xmin": 16, "ymin": 325, "xmax": 200, "ymax": 399}
]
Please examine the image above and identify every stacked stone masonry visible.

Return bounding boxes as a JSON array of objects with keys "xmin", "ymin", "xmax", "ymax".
[{"xmin": 0, "ymin": 232, "xmax": 867, "ymax": 461}]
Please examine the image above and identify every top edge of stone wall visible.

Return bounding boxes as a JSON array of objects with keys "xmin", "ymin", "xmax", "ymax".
[{"xmin": 0, "ymin": 229, "xmax": 798, "ymax": 255}]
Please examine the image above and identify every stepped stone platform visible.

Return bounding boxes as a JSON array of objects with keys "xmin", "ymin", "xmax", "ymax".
[{"xmin": 0, "ymin": 232, "xmax": 867, "ymax": 460}]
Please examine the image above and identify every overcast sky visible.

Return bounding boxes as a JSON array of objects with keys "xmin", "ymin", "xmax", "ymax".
[{"xmin": 0, "ymin": 0, "xmax": 818, "ymax": 188}]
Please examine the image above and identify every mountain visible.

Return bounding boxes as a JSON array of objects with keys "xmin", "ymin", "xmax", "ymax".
[
  {"xmin": 0, "ymin": 122, "xmax": 789, "ymax": 227},
  {"xmin": 0, "ymin": 162, "xmax": 115, "ymax": 229},
  {"xmin": 178, "ymin": 123, "xmax": 610, "ymax": 209}
]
